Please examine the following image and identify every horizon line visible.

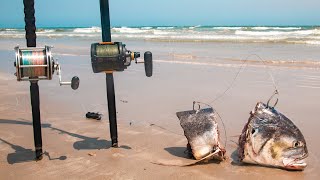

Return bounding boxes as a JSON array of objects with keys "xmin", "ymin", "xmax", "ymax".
[{"xmin": 1, "ymin": 25, "xmax": 320, "ymax": 29}]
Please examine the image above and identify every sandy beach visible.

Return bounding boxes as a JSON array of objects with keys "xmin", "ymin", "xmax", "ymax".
[{"xmin": 0, "ymin": 36, "xmax": 320, "ymax": 179}]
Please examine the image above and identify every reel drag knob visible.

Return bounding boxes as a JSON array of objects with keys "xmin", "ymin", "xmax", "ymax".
[
  {"xmin": 144, "ymin": 51, "xmax": 153, "ymax": 77},
  {"xmin": 133, "ymin": 52, "xmax": 140, "ymax": 59},
  {"xmin": 71, "ymin": 76, "xmax": 80, "ymax": 90}
]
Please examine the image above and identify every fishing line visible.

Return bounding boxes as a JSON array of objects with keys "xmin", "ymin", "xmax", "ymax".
[
  {"xmin": 95, "ymin": 44, "xmax": 119, "ymax": 57},
  {"xmin": 149, "ymin": 123, "xmax": 184, "ymax": 136},
  {"xmin": 207, "ymin": 54, "xmax": 279, "ymax": 105},
  {"xmin": 146, "ymin": 54, "xmax": 281, "ymax": 144},
  {"xmin": 194, "ymin": 54, "xmax": 280, "ymax": 148},
  {"xmin": 20, "ymin": 49, "xmax": 47, "ymax": 78}
]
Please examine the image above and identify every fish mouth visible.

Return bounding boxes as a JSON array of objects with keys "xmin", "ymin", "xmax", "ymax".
[
  {"xmin": 286, "ymin": 160, "xmax": 307, "ymax": 170},
  {"xmin": 283, "ymin": 156, "xmax": 308, "ymax": 170}
]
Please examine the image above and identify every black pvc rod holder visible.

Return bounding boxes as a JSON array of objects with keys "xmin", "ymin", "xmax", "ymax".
[
  {"xmin": 100, "ymin": 0, "xmax": 118, "ymax": 147},
  {"xmin": 30, "ymin": 81, "xmax": 43, "ymax": 160},
  {"xmin": 24, "ymin": 0, "xmax": 43, "ymax": 160},
  {"xmin": 106, "ymin": 73, "xmax": 118, "ymax": 147}
]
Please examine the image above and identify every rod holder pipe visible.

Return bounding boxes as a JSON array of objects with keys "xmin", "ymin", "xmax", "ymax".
[
  {"xmin": 106, "ymin": 73, "xmax": 118, "ymax": 147},
  {"xmin": 24, "ymin": 0, "xmax": 43, "ymax": 160},
  {"xmin": 30, "ymin": 81, "xmax": 43, "ymax": 160},
  {"xmin": 99, "ymin": 0, "xmax": 119, "ymax": 147}
]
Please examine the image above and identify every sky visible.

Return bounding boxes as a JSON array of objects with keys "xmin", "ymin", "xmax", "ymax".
[{"xmin": 1, "ymin": 0, "xmax": 320, "ymax": 28}]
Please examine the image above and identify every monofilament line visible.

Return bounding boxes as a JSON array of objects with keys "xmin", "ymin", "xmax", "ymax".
[{"xmin": 208, "ymin": 53, "xmax": 279, "ymax": 105}]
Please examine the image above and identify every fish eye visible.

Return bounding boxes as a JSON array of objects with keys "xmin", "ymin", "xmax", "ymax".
[
  {"xmin": 293, "ymin": 141, "xmax": 302, "ymax": 148},
  {"xmin": 251, "ymin": 129, "xmax": 255, "ymax": 134}
]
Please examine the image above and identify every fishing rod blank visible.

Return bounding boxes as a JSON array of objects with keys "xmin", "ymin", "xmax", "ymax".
[
  {"xmin": 91, "ymin": 0, "xmax": 153, "ymax": 147},
  {"xmin": 14, "ymin": 0, "xmax": 80, "ymax": 160}
]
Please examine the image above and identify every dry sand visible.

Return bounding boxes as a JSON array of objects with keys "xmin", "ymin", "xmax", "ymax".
[{"xmin": 0, "ymin": 40, "xmax": 320, "ymax": 179}]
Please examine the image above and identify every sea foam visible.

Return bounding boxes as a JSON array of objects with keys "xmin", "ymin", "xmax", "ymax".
[{"xmin": 0, "ymin": 26, "xmax": 319, "ymax": 45}]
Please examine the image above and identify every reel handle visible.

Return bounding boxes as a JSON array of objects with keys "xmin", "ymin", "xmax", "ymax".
[
  {"xmin": 71, "ymin": 76, "xmax": 80, "ymax": 90},
  {"xmin": 59, "ymin": 76, "xmax": 79, "ymax": 90},
  {"xmin": 56, "ymin": 63, "xmax": 80, "ymax": 90},
  {"xmin": 144, "ymin": 51, "xmax": 153, "ymax": 77}
]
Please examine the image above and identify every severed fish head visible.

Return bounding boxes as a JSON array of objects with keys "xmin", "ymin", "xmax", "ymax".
[
  {"xmin": 238, "ymin": 102, "xmax": 308, "ymax": 170},
  {"xmin": 177, "ymin": 107, "xmax": 225, "ymax": 161}
]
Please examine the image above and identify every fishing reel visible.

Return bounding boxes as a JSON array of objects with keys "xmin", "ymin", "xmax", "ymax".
[
  {"xmin": 90, "ymin": 42, "xmax": 152, "ymax": 76},
  {"xmin": 14, "ymin": 46, "xmax": 80, "ymax": 90}
]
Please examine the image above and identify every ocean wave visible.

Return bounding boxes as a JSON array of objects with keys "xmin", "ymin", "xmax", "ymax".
[
  {"xmin": 235, "ymin": 30, "xmax": 316, "ymax": 36},
  {"xmin": 152, "ymin": 30, "xmax": 172, "ymax": 35},
  {"xmin": 112, "ymin": 27, "xmax": 149, "ymax": 34},
  {"xmin": 43, "ymin": 33, "xmax": 99, "ymax": 38},
  {"xmin": 212, "ymin": 27, "xmax": 243, "ymax": 30},
  {"xmin": 305, "ymin": 40, "xmax": 320, "ymax": 45},
  {"xmin": 272, "ymin": 27, "xmax": 302, "ymax": 30},
  {"xmin": 157, "ymin": 27, "xmax": 175, "ymax": 29},
  {"xmin": 189, "ymin": 25, "xmax": 201, "ymax": 29},
  {"xmin": 0, "ymin": 28, "xmax": 22, "ymax": 31},
  {"xmin": 37, "ymin": 29, "xmax": 56, "ymax": 33},
  {"xmin": 73, "ymin": 26, "xmax": 101, "ymax": 33},
  {"xmin": 0, "ymin": 26, "xmax": 319, "ymax": 45},
  {"xmin": 141, "ymin": 27, "xmax": 153, "ymax": 30},
  {"xmin": 252, "ymin": 27, "xmax": 302, "ymax": 30},
  {"xmin": 251, "ymin": 27, "xmax": 271, "ymax": 30}
]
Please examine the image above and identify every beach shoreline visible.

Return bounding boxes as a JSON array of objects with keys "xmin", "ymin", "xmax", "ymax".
[{"xmin": 0, "ymin": 37, "xmax": 320, "ymax": 179}]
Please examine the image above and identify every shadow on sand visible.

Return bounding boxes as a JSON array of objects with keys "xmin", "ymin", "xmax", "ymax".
[
  {"xmin": 0, "ymin": 119, "xmax": 131, "ymax": 163},
  {"xmin": 230, "ymin": 149, "xmax": 242, "ymax": 166},
  {"xmin": 164, "ymin": 146, "xmax": 223, "ymax": 165},
  {"xmin": 0, "ymin": 137, "xmax": 66, "ymax": 164},
  {"xmin": 47, "ymin": 123, "xmax": 131, "ymax": 150},
  {"xmin": 49, "ymin": 126, "xmax": 112, "ymax": 150},
  {"xmin": 164, "ymin": 147, "xmax": 190, "ymax": 159}
]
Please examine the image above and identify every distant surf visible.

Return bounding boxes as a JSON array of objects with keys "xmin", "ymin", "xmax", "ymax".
[{"xmin": 1, "ymin": 26, "xmax": 319, "ymax": 45}]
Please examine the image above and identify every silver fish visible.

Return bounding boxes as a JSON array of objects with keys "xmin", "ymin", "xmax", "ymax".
[
  {"xmin": 177, "ymin": 107, "xmax": 225, "ymax": 161},
  {"xmin": 238, "ymin": 102, "xmax": 308, "ymax": 170}
]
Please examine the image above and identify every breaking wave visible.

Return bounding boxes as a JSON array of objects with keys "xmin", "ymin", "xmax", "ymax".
[{"xmin": 1, "ymin": 26, "xmax": 319, "ymax": 45}]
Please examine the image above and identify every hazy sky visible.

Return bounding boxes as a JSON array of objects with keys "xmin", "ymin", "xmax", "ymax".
[{"xmin": 1, "ymin": 0, "xmax": 319, "ymax": 28}]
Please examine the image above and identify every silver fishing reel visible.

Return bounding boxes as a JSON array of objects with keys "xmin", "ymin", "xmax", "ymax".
[{"xmin": 14, "ymin": 46, "xmax": 79, "ymax": 90}]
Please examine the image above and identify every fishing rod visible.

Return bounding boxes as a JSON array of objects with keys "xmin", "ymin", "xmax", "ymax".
[
  {"xmin": 91, "ymin": 0, "xmax": 153, "ymax": 147},
  {"xmin": 13, "ymin": 0, "xmax": 80, "ymax": 160}
]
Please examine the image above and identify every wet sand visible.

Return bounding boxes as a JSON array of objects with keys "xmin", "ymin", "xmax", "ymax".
[{"xmin": 0, "ymin": 39, "xmax": 320, "ymax": 179}]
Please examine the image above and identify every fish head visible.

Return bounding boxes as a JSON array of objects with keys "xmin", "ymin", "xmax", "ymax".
[
  {"xmin": 244, "ymin": 103, "xmax": 308, "ymax": 170},
  {"xmin": 270, "ymin": 129, "xmax": 308, "ymax": 170}
]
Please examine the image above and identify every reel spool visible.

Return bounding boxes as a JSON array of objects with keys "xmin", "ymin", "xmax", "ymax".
[
  {"xmin": 91, "ymin": 42, "xmax": 152, "ymax": 76},
  {"xmin": 14, "ymin": 46, "xmax": 80, "ymax": 90}
]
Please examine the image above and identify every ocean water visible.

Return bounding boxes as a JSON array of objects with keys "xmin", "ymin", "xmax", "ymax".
[
  {"xmin": 1, "ymin": 26, "xmax": 320, "ymax": 45},
  {"xmin": 1, "ymin": 26, "xmax": 319, "ymax": 70}
]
